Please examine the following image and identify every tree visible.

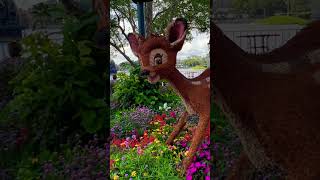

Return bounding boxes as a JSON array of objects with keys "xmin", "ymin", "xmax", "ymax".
[
  {"xmin": 110, "ymin": 0, "xmax": 210, "ymax": 66},
  {"xmin": 231, "ymin": 0, "xmax": 309, "ymax": 17},
  {"xmin": 232, "ymin": 0, "xmax": 286, "ymax": 17},
  {"xmin": 182, "ymin": 56, "xmax": 208, "ymax": 67}
]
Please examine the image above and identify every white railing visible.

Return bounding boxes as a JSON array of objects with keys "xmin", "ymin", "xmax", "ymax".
[{"xmin": 178, "ymin": 68, "xmax": 206, "ymax": 79}]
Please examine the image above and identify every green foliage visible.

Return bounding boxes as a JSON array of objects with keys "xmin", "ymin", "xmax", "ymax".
[
  {"xmin": 110, "ymin": 0, "xmax": 209, "ymax": 63},
  {"xmin": 182, "ymin": 56, "xmax": 208, "ymax": 68},
  {"xmin": 151, "ymin": 0, "xmax": 210, "ymax": 33},
  {"xmin": 112, "ymin": 65, "xmax": 181, "ymax": 110},
  {"xmin": 232, "ymin": 0, "xmax": 310, "ymax": 17},
  {"xmin": 110, "ymin": 140, "xmax": 183, "ymax": 179},
  {"xmin": 255, "ymin": 15, "xmax": 308, "ymax": 25},
  {"xmin": 0, "ymin": 12, "xmax": 107, "ymax": 150},
  {"xmin": 118, "ymin": 61, "xmax": 131, "ymax": 71}
]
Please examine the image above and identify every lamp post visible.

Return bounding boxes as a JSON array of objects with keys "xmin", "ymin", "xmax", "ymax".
[{"xmin": 132, "ymin": 0, "xmax": 153, "ymax": 38}]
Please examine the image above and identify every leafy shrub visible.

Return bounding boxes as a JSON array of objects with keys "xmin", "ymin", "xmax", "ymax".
[
  {"xmin": 0, "ymin": 13, "xmax": 107, "ymax": 151},
  {"xmin": 112, "ymin": 65, "xmax": 181, "ymax": 110}
]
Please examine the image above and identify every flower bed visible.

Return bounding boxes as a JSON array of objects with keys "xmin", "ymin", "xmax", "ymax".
[{"xmin": 110, "ymin": 111, "xmax": 211, "ymax": 179}]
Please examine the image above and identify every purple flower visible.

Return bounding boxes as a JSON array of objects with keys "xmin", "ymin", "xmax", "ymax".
[
  {"xmin": 181, "ymin": 141, "xmax": 187, "ymax": 148},
  {"xmin": 199, "ymin": 152, "xmax": 206, "ymax": 158},
  {"xmin": 194, "ymin": 162, "xmax": 202, "ymax": 168},
  {"xmin": 124, "ymin": 141, "xmax": 129, "ymax": 148},
  {"xmin": 205, "ymin": 176, "xmax": 210, "ymax": 180},
  {"xmin": 188, "ymin": 167, "xmax": 197, "ymax": 175},
  {"xmin": 202, "ymin": 143, "xmax": 208, "ymax": 149},
  {"xmin": 189, "ymin": 163, "xmax": 195, "ymax": 168},
  {"xmin": 204, "ymin": 167, "xmax": 210, "ymax": 174},
  {"xmin": 125, "ymin": 174, "xmax": 128, "ymax": 177}
]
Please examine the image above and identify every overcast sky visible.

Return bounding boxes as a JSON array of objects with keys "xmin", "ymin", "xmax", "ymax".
[{"xmin": 111, "ymin": 30, "xmax": 209, "ymax": 65}]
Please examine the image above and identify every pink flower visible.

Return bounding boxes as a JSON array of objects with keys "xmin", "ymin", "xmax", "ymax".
[
  {"xmin": 169, "ymin": 111, "xmax": 176, "ymax": 118},
  {"xmin": 194, "ymin": 162, "xmax": 202, "ymax": 168},
  {"xmin": 199, "ymin": 152, "xmax": 206, "ymax": 158},
  {"xmin": 186, "ymin": 175, "xmax": 193, "ymax": 180},
  {"xmin": 189, "ymin": 163, "xmax": 195, "ymax": 168},
  {"xmin": 132, "ymin": 135, "xmax": 136, "ymax": 140},
  {"xmin": 137, "ymin": 147, "xmax": 143, "ymax": 155},
  {"xmin": 124, "ymin": 141, "xmax": 129, "ymax": 148},
  {"xmin": 188, "ymin": 167, "xmax": 197, "ymax": 175},
  {"xmin": 205, "ymin": 176, "xmax": 210, "ymax": 180},
  {"xmin": 204, "ymin": 167, "xmax": 210, "ymax": 174}
]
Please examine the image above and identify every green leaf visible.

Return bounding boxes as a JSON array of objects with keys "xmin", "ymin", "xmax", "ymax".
[{"xmin": 80, "ymin": 110, "xmax": 101, "ymax": 133}]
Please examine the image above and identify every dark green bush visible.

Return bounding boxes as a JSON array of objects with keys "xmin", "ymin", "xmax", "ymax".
[
  {"xmin": 0, "ymin": 13, "xmax": 107, "ymax": 151},
  {"xmin": 112, "ymin": 65, "xmax": 181, "ymax": 110}
]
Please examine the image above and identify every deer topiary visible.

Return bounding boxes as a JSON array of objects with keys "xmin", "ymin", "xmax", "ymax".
[
  {"xmin": 212, "ymin": 20, "xmax": 320, "ymax": 179},
  {"xmin": 128, "ymin": 18, "xmax": 210, "ymax": 172}
]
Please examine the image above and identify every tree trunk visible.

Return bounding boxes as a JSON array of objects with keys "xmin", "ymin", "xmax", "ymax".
[{"xmin": 145, "ymin": 2, "xmax": 153, "ymax": 37}]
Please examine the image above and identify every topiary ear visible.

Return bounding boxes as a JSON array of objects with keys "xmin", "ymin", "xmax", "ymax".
[
  {"xmin": 128, "ymin": 33, "xmax": 144, "ymax": 57},
  {"xmin": 165, "ymin": 18, "xmax": 188, "ymax": 51}
]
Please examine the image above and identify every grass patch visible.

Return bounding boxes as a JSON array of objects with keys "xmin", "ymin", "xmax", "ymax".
[{"xmin": 255, "ymin": 15, "xmax": 309, "ymax": 25}]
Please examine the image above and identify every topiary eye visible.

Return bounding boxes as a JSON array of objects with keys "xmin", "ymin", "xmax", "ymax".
[
  {"xmin": 149, "ymin": 48, "xmax": 167, "ymax": 66},
  {"xmin": 154, "ymin": 53, "xmax": 163, "ymax": 65}
]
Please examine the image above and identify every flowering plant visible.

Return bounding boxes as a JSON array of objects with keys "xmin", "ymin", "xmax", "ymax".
[{"xmin": 111, "ymin": 111, "xmax": 211, "ymax": 179}]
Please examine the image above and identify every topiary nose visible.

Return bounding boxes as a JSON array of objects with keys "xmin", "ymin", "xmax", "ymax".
[{"xmin": 140, "ymin": 70, "xmax": 150, "ymax": 76}]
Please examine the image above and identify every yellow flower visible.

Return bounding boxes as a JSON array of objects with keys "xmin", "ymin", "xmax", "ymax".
[
  {"xmin": 154, "ymin": 139, "xmax": 160, "ymax": 144},
  {"xmin": 113, "ymin": 175, "xmax": 119, "ymax": 180},
  {"xmin": 31, "ymin": 158, "xmax": 38, "ymax": 164},
  {"xmin": 184, "ymin": 151, "xmax": 189, "ymax": 156},
  {"xmin": 131, "ymin": 171, "xmax": 137, "ymax": 177},
  {"xmin": 143, "ymin": 172, "xmax": 148, "ymax": 177}
]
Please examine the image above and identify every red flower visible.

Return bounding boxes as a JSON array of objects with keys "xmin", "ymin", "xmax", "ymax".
[
  {"xmin": 184, "ymin": 134, "xmax": 192, "ymax": 141},
  {"xmin": 169, "ymin": 111, "xmax": 176, "ymax": 118},
  {"xmin": 161, "ymin": 113, "xmax": 166, "ymax": 119},
  {"xmin": 112, "ymin": 139, "xmax": 122, "ymax": 147}
]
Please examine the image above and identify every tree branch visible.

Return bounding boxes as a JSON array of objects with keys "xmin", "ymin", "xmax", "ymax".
[
  {"xmin": 152, "ymin": 7, "xmax": 170, "ymax": 24},
  {"xmin": 114, "ymin": 10, "xmax": 129, "ymax": 41},
  {"xmin": 110, "ymin": 42, "xmax": 135, "ymax": 66}
]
